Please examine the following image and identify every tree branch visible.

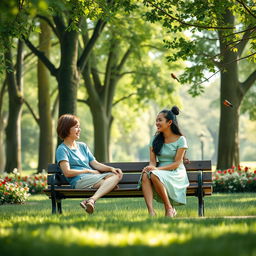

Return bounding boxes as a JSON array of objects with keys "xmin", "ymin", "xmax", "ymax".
[
  {"xmin": 192, "ymin": 52, "xmax": 256, "ymax": 87},
  {"xmin": 22, "ymin": 36, "xmax": 58, "ymax": 77},
  {"xmin": 236, "ymin": 0, "xmax": 256, "ymax": 19},
  {"xmin": 113, "ymin": 92, "xmax": 137, "ymax": 106},
  {"xmin": 78, "ymin": 19, "xmax": 107, "ymax": 72},
  {"xmin": 53, "ymin": 15, "xmax": 66, "ymax": 38},
  {"xmin": 36, "ymin": 15, "xmax": 59, "ymax": 38},
  {"xmin": 77, "ymin": 98, "xmax": 89, "ymax": 105},
  {"xmin": 237, "ymin": 26, "xmax": 256, "ymax": 57},
  {"xmin": 82, "ymin": 63, "xmax": 99, "ymax": 102},
  {"xmin": 119, "ymin": 71, "xmax": 136, "ymax": 76},
  {"xmin": 144, "ymin": 0, "xmax": 235, "ymax": 30},
  {"xmin": 117, "ymin": 47, "xmax": 132, "ymax": 73},
  {"xmin": 23, "ymin": 99, "xmax": 39, "ymax": 125},
  {"xmin": 241, "ymin": 69, "xmax": 256, "ymax": 95}
]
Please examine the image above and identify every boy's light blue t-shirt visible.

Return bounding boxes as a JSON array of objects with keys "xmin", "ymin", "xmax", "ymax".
[{"xmin": 56, "ymin": 142, "xmax": 95, "ymax": 188}]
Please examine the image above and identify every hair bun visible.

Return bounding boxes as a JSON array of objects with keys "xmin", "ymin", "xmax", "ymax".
[{"xmin": 171, "ymin": 106, "xmax": 179, "ymax": 115}]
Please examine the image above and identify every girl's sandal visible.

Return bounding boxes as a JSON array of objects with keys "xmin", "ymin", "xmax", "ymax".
[
  {"xmin": 80, "ymin": 200, "xmax": 87, "ymax": 211},
  {"xmin": 85, "ymin": 198, "xmax": 95, "ymax": 214},
  {"xmin": 165, "ymin": 208, "xmax": 177, "ymax": 217}
]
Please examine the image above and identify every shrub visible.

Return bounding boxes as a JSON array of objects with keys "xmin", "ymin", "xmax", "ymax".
[
  {"xmin": 1, "ymin": 169, "xmax": 47, "ymax": 196},
  {"xmin": 213, "ymin": 165, "xmax": 256, "ymax": 193},
  {"xmin": 0, "ymin": 177, "xmax": 30, "ymax": 204}
]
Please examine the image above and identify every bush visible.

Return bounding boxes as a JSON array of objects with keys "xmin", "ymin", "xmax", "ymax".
[
  {"xmin": 213, "ymin": 165, "xmax": 256, "ymax": 193},
  {"xmin": 0, "ymin": 177, "xmax": 30, "ymax": 204},
  {"xmin": 1, "ymin": 169, "xmax": 48, "ymax": 194}
]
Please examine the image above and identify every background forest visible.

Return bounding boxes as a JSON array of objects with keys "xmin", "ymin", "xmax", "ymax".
[{"xmin": 0, "ymin": 0, "xmax": 255, "ymax": 173}]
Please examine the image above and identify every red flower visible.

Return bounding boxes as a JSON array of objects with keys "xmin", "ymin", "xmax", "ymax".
[
  {"xmin": 217, "ymin": 170, "xmax": 222, "ymax": 174},
  {"xmin": 244, "ymin": 167, "xmax": 249, "ymax": 172},
  {"xmin": 238, "ymin": 165, "xmax": 241, "ymax": 171},
  {"xmin": 254, "ymin": 170, "xmax": 256, "ymax": 174},
  {"xmin": 231, "ymin": 165, "xmax": 235, "ymax": 169},
  {"xmin": 223, "ymin": 170, "xmax": 227, "ymax": 174}
]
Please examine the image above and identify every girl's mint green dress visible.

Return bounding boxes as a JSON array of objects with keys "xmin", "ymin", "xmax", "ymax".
[{"xmin": 144, "ymin": 136, "xmax": 189, "ymax": 205}]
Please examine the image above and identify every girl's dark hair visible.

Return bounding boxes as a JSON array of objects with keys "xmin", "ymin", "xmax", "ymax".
[
  {"xmin": 152, "ymin": 106, "xmax": 183, "ymax": 155},
  {"xmin": 57, "ymin": 114, "xmax": 79, "ymax": 140}
]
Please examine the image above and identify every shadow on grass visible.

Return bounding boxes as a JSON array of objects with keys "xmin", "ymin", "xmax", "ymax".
[{"xmin": 1, "ymin": 231, "xmax": 255, "ymax": 256}]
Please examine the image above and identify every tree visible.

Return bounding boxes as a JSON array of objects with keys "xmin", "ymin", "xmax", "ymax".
[
  {"xmin": 0, "ymin": 0, "xmax": 50, "ymax": 172},
  {"xmin": 0, "ymin": 77, "xmax": 7, "ymax": 172},
  {"xmin": 142, "ymin": 0, "xmax": 256, "ymax": 169},
  {"xmin": 37, "ymin": 20, "xmax": 53, "ymax": 172},
  {"xmin": 79, "ymin": 7, "xmax": 183, "ymax": 161},
  {"xmin": 4, "ymin": 39, "xmax": 24, "ymax": 172},
  {"xmin": 22, "ymin": 1, "xmax": 111, "ymax": 118}
]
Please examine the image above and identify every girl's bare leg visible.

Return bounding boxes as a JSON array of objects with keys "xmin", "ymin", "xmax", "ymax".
[
  {"xmin": 142, "ymin": 172, "xmax": 156, "ymax": 216},
  {"xmin": 150, "ymin": 174, "xmax": 174, "ymax": 217},
  {"xmin": 90, "ymin": 174, "xmax": 120, "ymax": 201}
]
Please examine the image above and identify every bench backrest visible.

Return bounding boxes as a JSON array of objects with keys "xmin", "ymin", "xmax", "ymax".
[{"xmin": 47, "ymin": 160, "xmax": 212, "ymax": 187}]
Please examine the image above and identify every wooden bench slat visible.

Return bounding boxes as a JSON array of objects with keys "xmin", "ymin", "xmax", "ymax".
[
  {"xmin": 47, "ymin": 160, "xmax": 212, "ymax": 174},
  {"xmin": 47, "ymin": 171, "xmax": 212, "ymax": 185},
  {"xmin": 44, "ymin": 184, "xmax": 212, "ymax": 198}
]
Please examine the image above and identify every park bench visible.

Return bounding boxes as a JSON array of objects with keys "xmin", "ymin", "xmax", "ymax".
[{"xmin": 44, "ymin": 160, "xmax": 212, "ymax": 217}]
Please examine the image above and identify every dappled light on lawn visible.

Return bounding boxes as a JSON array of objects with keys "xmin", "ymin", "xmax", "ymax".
[{"xmin": 0, "ymin": 194, "xmax": 256, "ymax": 255}]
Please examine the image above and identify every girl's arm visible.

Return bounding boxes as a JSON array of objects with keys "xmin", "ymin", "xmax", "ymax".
[
  {"xmin": 149, "ymin": 147, "xmax": 157, "ymax": 166},
  {"xmin": 90, "ymin": 160, "xmax": 123, "ymax": 176},
  {"xmin": 142, "ymin": 147, "xmax": 157, "ymax": 172},
  {"xmin": 59, "ymin": 161, "xmax": 100, "ymax": 177}
]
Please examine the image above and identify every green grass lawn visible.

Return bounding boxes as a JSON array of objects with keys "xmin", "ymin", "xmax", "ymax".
[{"xmin": 0, "ymin": 193, "xmax": 256, "ymax": 256}]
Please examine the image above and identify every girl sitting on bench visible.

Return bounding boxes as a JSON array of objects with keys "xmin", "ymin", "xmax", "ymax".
[
  {"xmin": 56, "ymin": 114, "xmax": 123, "ymax": 214},
  {"xmin": 140, "ymin": 106, "xmax": 189, "ymax": 217}
]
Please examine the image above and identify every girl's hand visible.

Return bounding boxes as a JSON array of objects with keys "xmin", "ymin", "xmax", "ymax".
[
  {"xmin": 142, "ymin": 165, "xmax": 158, "ymax": 173},
  {"xmin": 110, "ymin": 167, "xmax": 123, "ymax": 178}
]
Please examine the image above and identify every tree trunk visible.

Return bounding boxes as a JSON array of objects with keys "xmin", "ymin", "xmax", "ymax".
[
  {"xmin": 0, "ymin": 125, "xmax": 5, "ymax": 173},
  {"xmin": 89, "ymin": 104, "xmax": 110, "ymax": 161},
  {"xmin": 0, "ymin": 79, "xmax": 7, "ymax": 173},
  {"xmin": 57, "ymin": 30, "xmax": 79, "ymax": 116},
  {"xmin": 4, "ymin": 40, "xmax": 23, "ymax": 173},
  {"xmin": 217, "ymin": 11, "xmax": 242, "ymax": 170},
  {"xmin": 37, "ymin": 20, "xmax": 53, "ymax": 172}
]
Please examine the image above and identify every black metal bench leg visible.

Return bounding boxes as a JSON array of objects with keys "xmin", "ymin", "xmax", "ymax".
[
  {"xmin": 197, "ymin": 171, "xmax": 205, "ymax": 217},
  {"xmin": 198, "ymin": 194, "xmax": 204, "ymax": 217},
  {"xmin": 51, "ymin": 194, "xmax": 57, "ymax": 214},
  {"xmin": 57, "ymin": 200, "xmax": 62, "ymax": 214}
]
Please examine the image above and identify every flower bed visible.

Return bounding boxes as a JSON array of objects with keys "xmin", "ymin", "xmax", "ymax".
[
  {"xmin": 213, "ymin": 166, "xmax": 256, "ymax": 193},
  {"xmin": 0, "ymin": 177, "xmax": 30, "ymax": 204},
  {"xmin": 0, "ymin": 169, "xmax": 47, "ymax": 204}
]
